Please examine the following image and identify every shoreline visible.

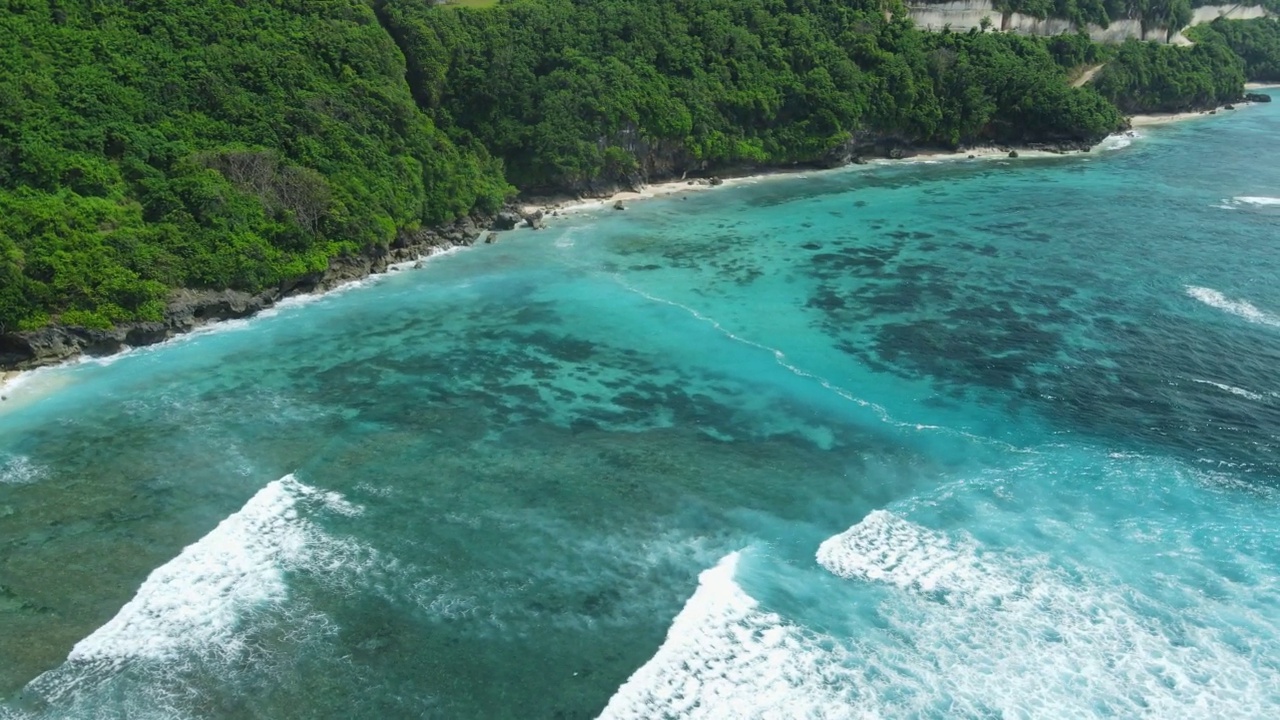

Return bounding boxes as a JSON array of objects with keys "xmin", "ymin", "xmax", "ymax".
[
  {"xmin": 0, "ymin": 99, "xmax": 1263, "ymax": 388},
  {"xmin": 521, "ymin": 143, "xmax": 1100, "ymax": 217},
  {"xmin": 1131, "ymin": 93, "xmax": 1274, "ymax": 126}
]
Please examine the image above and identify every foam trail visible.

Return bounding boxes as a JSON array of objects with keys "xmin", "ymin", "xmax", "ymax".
[
  {"xmin": 597, "ymin": 553, "xmax": 853, "ymax": 719},
  {"xmin": 23, "ymin": 474, "xmax": 363, "ymax": 709},
  {"xmin": 814, "ymin": 510, "xmax": 1280, "ymax": 718},
  {"xmin": 1234, "ymin": 196, "xmax": 1280, "ymax": 206},
  {"xmin": 611, "ymin": 276, "xmax": 1028, "ymax": 451},
  {"xmin": 1191, "ymin": 378, "xmax": 1265, "ymax": 402},
  {"xmin": 1186, "ymin": 286, "xmax": 1280, "ymax": 329}
]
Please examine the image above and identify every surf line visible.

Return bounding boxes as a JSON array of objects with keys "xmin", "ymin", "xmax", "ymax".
[{"xmin": 607, "ymin": 274, "xmax": 1028, "ymax": 452}]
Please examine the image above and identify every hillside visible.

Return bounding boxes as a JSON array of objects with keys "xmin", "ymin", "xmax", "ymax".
[
  {"xmin": 0, "ymin": 0, "xmax": 1272, "ymax": 364},
  {"xmin": 0, "ymin": 0, "xmax": 509, "ymax": 335}
]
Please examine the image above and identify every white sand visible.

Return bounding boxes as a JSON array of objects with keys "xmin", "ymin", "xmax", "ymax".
[
  {"xmin": 1129, "ymin": 111, "xmax": 1215, "ymax": 126},
  {"xmin": 1130, "ymin": 96, "xmax": 1271, "ymax": 126},
  {"xmin": 519, "ymin": 145, "xmax": 1086, "ymax": 219}
]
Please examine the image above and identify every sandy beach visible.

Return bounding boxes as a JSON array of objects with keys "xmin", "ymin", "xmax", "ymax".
[
  {"xmin": 520, "ymin": 144, "xmax": 1093, "ymax": 218},
  {"xmin": 1132, "ymin": 91, "xmax": 1275, "ymax": 126}
]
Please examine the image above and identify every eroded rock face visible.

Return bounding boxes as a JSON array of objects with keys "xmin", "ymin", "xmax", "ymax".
[{"xmin": 0, "ymin": 208, "xmax": 505, "ymax": 371}]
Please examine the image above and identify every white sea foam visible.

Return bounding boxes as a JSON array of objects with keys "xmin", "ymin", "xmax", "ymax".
[
  {"xmin": 0, "ymin": 453, "xmax": 44, "ymax": 485},
  {"xmin": 25, "ymin": 475, "xmax": 365, "ymax": 707},
  {"xmin": 603, "ymin": 500, "xmax": 1280, "ymax": 719},
  {"xmin": 598, "ymin": 553, "xmax": 854, "ymax": 719},
  {"xmin": 1098, "ymin": 131, "xmax": 1140, "ymax": 151},
  {"xmin": 816, "ymin": 509, "xmax": 1018, "ymax": 601},
  {"xmin": 1191, "ymin": 378, "xmax": 1265, "ymax": 402},
  {"xmin": 1234, "ymin": 196, "xmax": 1280, "ymax": 206},
  {"xmin": 812, "ymin": 510, "xmax": 1280, "ymax": 718},
  {"xmin": 1186, "ymin": 286, "xmax": 1280, "ymax": 329},
  {"xmin": 1217, "ymin": 196, "xmax": 1280, "ymax": 210}
]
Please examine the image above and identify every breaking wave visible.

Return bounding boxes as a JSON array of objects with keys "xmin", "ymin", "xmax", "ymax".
[
  {"xmin": 19, "ymin": 475, "xmax": 369, "ymax": 717},
  {"xmin": 1186, "ymin": 286, "xmax": 1280, "ymax": 329}
]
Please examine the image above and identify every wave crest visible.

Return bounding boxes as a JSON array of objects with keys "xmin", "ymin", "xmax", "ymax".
[
  {"xmin": 22, "ymin": 475, "xmax": 369, "ymax": 713},
  {"xmin": 1186, "ymin": 286, "xmax": 1280, "ymax": 328}
]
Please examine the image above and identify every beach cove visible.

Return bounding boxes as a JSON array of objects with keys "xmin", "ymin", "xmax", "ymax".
[{"xmin": 3, "ymin": 92, "xmax": 1280, "ymax": 718}]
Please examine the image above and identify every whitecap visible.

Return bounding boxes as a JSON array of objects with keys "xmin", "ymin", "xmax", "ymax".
[
  {"xmin": 816, "ymin": 509, "xmax": 1018, "ymax": 601},
  {"xmin": 1191, "ymin": 378, "xmax": 1265, "ymax": 402},
  {"xmin": 1186, "ymin": 285, "xmax": 1280, "ymax": 328},
  {"xmin": 23, "ymin": 474, "xmax": 367, "ymax": 708},
  {"xmin": 1234, "ymin": 196, "xmax": 1280, "ymax": 207},
  {"xmin": 597, "ymin": 552, "xmax": 854, "ymax": 719},
  {"xmin": 812, "ymin": 510, "xmax": 1280, "ymax": 718}
]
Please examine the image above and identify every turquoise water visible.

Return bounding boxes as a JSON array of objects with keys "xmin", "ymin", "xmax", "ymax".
[{"xmin": 4, "ymin": 99, "xmax": 1280, "ymax": 718}]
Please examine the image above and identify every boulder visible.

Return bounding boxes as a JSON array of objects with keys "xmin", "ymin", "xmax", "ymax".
[
  {"xmin": 709, "ymin": 177, "xmax": 724, "ymax": 186},
  {"xmin": 522, "ymin": 210, "xmax": 544, "ymax": 230},
  {"xmin": 1225, "ymin": 104, "xmax": 1236, "ymax": 111},
  {"xmin": 1245, "ymin": 92, "xmax": 1272, "ymax": 103},
  {"xmin": 613, "ymin": 200, "xmax": 625, "ymax": 210},
  {"xmin": 888, "ymin": 148, "xmax": 904, "ymax": 160},
  {"xmin": 484, "ymin": 233, "xmax": 497, "ymax": 244},
  {"xmin": 491, "ymin": 210, "xmax": 522, "ymax": 231},
  {"xmin": 1008, "ymin": 150, "xmax": 1019, "ymax": 158}
]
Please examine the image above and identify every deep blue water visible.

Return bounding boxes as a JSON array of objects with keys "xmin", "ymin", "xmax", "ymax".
[{"xmin": 3, "ymin": 98, "xmax": 1280, "ymax": 718}]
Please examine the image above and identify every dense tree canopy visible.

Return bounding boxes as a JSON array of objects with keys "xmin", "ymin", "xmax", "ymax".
[
  {"xmin": 1188, "ymin": 17, "xmax": 1280, "ymax": 81},
  {"xmin": 1092, "ymin": 36, "xmax": 1245, "ymax": 111},
  {"xmin": 0, "ymin": 0, "xmax": 1261, "ymax": 333},
  {"xmin": 0, "ymin": 0, "xmax": 509, "ymax": 331},
  {"xmin": 380, "ymin": 0, "xmax": 1123, "ymax": 191}
]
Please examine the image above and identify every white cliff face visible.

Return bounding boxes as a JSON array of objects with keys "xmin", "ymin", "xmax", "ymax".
[{"xmin": 904, "ymin": 3, "xmax": 1271, "ymax": 45}]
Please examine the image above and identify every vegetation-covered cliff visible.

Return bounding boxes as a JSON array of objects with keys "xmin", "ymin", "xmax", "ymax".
[
  {"xmin": 0, "ymin": 0, "xmax": 510, "ymax": 334},
  {"xmin": 1188, "ymin": 16, "xmax": 1280, "ymax": 81},
  {"xmin": 0, "ymin": 0, "xmax": 1272, "ymax": 354}
]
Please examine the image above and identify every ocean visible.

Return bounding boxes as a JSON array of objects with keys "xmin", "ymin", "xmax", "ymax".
[{"xmin": 3, "ymin": 97, "xmax": 1280, "ymax": 718}]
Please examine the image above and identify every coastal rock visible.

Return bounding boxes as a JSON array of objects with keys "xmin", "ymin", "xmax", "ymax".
[
  {"xmin": 709, "ymin": 177, "xmax": 723, "ymax": 186},
  {"xmin": 484, "ymin": 233, "xmax": 497, "ymax": 244},
  {"xmin": 522, "ymin": 210, "xmax": 544, "ymax": 230},
  {"xmin": 491, "ymin": 210, "xmax": 522, "ymax": 230},
  {"xmin": 613, "ymin": 200, "xmax": 625, "ymax": 210},
  {"xmin": 1244, "ymin": 93, "xmax": 1272, "ymax": 103},
  {"xmin": 1225, "ymin": 104, "xmax": 1236, "ymax": 110},
  {"xmin": 1008, "ymin": 150, "xmax": 1020, "ymax": 158},
  {"xmin": 888, "ymin": 148, "xmax": 905, "ymax": 160}
]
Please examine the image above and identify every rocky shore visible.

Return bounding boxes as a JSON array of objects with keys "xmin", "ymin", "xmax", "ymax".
[
  {"xmin": 0, "ymin": 212, "xmax": 505, "ymax": 371},
  {"xmin": 2, "ymin": 97, "xmax": 1265, "ymax": 374}
]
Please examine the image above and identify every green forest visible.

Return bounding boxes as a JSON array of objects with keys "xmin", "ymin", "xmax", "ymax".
[
  {"xmin": 0, "ymin": 0, "xmax": 1274, "ymax": 333},
  {"xmin": 1188, "ymin": 17, "xmax": 1280, "ymax": 81}
]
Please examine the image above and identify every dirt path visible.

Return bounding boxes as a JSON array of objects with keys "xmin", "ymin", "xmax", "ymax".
[{"xmin": 1072, "ymin": 64, "xmax": 1105, "ymax": 88}]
